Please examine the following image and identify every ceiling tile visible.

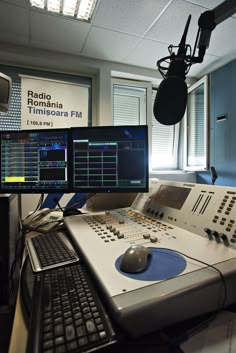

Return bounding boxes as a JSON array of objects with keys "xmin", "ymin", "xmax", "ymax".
[
  {"xmin": 146, "ymin": 0, "xmax": 205, "ymax": 50},
  {"xmin": 184, "ymin": 0, "xmax": 222, "ymax": 9},
  {"xmin": 30, "ymin": 10, "xmax": 91, "ymax": 55},
  {"xmin": 187, "ymin": 53, "xmax": 220, "ymax": 77},
  {"xmin": 93, "ymin": 0, "xmax": 170, "ymax": 36},
  {"xmin": 0, "ymin": 1, "xmax": 29, "ymax": 44},
  {"xmin": 81, "ymin": 26, "xmax": 140, "ymax": 62},
  {"xmin": 206, "ymin": 17, "xmax": 236, "ymax": 57},
  {"xmin": 185, "ymin": 0, "xmax": 236, "ymax": 19},
  {"xmin": 124, "ymin": 38, "xmax": 168, "ymax": 70}
]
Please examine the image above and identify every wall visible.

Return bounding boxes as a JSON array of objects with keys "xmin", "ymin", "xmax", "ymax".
[
  {"xmin": 197, "ymin": 58, "xmax": 236, "ymax": 187},
  {"xmin": 0, "ymin": 43, "xmax": 198, "ymax": 217},
  {"xmin": 0, "ymin": 43, "xmax": 164, "ymax": 127}
]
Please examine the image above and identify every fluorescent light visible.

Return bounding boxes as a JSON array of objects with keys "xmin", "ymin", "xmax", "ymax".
[
  {"xmin": 47, "ymin": 0, "xmax": 60, "ymax": 12},
  {"xmin": 29, "ymin": 0, "xmax": 97, "ymax": 22},
  {"xmin": 77, "ymin": 0, "xmax": 96, "ymax": 21},
  {"xmin": 63, "ymin": 0, "xmax": 77, "ymax": 16}
]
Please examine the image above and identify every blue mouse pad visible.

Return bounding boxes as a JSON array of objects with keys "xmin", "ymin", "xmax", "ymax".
[{"xmin": 115, "ymin": 248, "xmax": 187, "ymax": 281}]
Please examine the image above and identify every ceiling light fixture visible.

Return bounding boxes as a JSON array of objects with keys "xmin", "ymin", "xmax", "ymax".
[{"xmin": 29, "ymin": 0, "xmax": 98, "ymax": 22}]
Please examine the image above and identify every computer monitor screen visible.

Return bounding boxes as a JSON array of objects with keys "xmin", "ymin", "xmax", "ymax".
[
  {"xmin": 0, "ymin": 129, "xmax": 69, "ymax": 193},
  {"xmin": 71, "ymin": 125, "xmax": 149, "ymax": 193}
]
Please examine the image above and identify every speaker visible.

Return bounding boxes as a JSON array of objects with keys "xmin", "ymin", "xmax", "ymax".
[{"xmin": 0, "ymin": 194, "xmax": 20, "ymax": 307}]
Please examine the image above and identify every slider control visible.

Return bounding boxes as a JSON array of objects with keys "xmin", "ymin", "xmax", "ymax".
[
  {"xmin": 211, "ymin": 231, "xmax": 221, "ymax": 243},
  {"xmin": 220, "ymin": 233, "xmax": 229, "ymax": 246},
  {"xmin": 204, "ymin": 228, "xmax": 213, "ymax": 240}
]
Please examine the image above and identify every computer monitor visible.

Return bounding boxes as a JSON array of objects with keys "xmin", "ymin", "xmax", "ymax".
[
  {"xmin": 71, "ymin": 125, "xmax": 149, "ymax": 193},
  {"xmin": 0, "ymin": 72, "xmax": 12, "ymax": 113},
  {"xmin": 0, "ymin": 129, "xmax": 70, "ymax": 193}
]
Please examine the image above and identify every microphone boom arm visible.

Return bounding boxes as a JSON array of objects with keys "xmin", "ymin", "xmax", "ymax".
[{"xmin": 195, "ymin": 0, "xmax": 236, "ymax": 63}]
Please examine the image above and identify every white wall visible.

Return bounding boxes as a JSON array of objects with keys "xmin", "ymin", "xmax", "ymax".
[{"xmin": 0, "ymin": 43, "xmax": 165, "ymax": 126}]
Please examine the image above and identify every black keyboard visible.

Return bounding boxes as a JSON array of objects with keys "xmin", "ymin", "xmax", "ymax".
[
  {"xmin": 27, "ymin": 263, "xmax": 117, "ymax": 353},
  {"xmin": 26, "ymin": 231, "xmax": 79, "ymax": 272}
]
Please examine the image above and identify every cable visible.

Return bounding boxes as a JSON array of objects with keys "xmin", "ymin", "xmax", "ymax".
[
  {"xmin": 53, "ymin": 193, "xmax": 97, "ymax": 213},
  {"xmin": 8, "ymin": 232, "xmax": 24, "ymax": 301},
  {"xmin": 68, "ymin": 193, "xmax": 96, "ymax": 209}
]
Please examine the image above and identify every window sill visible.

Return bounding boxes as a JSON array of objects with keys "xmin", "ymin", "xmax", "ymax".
[{"xmin": 149, "ymin": 170, "xmax": 196, "ymax": 183}]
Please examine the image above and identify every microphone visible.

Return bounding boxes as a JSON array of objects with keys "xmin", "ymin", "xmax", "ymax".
[
  {"xmin": 153, "ymin": 15, "xmax": 191, "ymax": 126},
  {"xmin": 210, "ymin": 166, "xmax": 218, "ymax": 185}
]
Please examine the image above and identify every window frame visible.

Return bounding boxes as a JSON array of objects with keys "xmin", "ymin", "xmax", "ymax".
[{"xmin": 183, "ymin": 75, "xmax": 209, "ymax": 171}]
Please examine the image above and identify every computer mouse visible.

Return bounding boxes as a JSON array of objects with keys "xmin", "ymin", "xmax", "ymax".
[{"xmin": 119, "ymin": 245, "xmax": 152, "ymax": 273}]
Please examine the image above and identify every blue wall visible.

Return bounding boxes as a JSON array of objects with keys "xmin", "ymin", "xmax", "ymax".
[{"xmin": 197, "ymin": 59, "xmax": 236, "ymax": 187}]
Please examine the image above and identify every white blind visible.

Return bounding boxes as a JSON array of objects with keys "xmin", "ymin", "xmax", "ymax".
[
  {"xmin": 186, "ymin": 82, "xmax": 205, "ymax": 167},
  {"xmin": 114, "ymin": 93, "xmax": 140, "ymax": 125},
  {"xmin": 151, "ymin": 90, "xmax": 178, "ymax": 169},
  {"xmin": 113, "ymin": 84, "xmax": 146, "ymax": 125}
]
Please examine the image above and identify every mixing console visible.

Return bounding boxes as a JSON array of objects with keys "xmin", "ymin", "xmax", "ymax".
[{"xmin": 64, "ymin": 180, "xmax": 236, "ymax": 337}]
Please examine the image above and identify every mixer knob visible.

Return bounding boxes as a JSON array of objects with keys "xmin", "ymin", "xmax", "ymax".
[
  {"xmin": 150, "ymin": 236, "xmax": 158, "ymax": 243},
  {"xmin": 143, "ymin": 234, "xmax": 150, "ymax": 239},
  {"xmin": 119, "ymin": 220, "xmax": 125, "ymax": 224},
  {"xmin": 114, "ymin": 230, "xmax": 120, "ymax": 236},
  {"xmin": 220, "ymin": 233, "xmax": 229, "ymax": 246},
  {"xmin": 204, "ymin": 228, "xmax": 213, "ymax": 240},
  {"xmin": 117, "ymin": 233, "xmax": 124, "ymax": 239}
]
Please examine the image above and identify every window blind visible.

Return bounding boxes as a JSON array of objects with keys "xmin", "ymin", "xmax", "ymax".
[
  {"xmin": 186, "ymin": 80, "xmax": 206, "ymax": 168},
  {"xmin": 151, "ymin": 90, "xmax": 178, "ymax": 169},
  {"xmin": 113, "ymin": 84, "xmax": 146, "ymax": 126}
]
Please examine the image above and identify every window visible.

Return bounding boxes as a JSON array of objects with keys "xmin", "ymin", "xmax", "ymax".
[
  {"xmin": 184, "ymin": 76, "xmax": 209, "ymax": 171},
  {"xmin": 112, "ymin": 78, "xmax": 179, "ymax": 170},
  {"xmin": 112, "ymin": 80, "xmax": 148, "ymax": 126}
]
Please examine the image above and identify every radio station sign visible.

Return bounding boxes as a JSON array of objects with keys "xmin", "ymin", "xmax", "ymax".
[{"xmin": 21, "ymin": 75, "xmax": 89, "ymax": 129}]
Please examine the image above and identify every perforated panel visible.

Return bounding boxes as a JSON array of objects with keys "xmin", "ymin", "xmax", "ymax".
[{"xmin": 0, "ymin": 79, "xmax": 21, "ymax": 130}]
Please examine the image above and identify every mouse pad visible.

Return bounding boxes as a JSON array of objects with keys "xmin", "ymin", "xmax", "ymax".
[{"xmin": 115, "ymin": 248, "xmax": 187, "ymax": 281}]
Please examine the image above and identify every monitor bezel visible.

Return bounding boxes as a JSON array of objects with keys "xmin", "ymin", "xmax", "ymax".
[
  {"xmin": 70, "ymin": 125, "xmax": 149, "ymax": 194},
  {"xmin": 0, "ymin": 128, "xmax": 71, "ymax": 194}
]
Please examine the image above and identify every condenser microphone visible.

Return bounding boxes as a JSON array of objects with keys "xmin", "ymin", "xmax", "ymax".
[
  {"xmin": 153, "ymin": 71, "xmax": 188, "ymax": 126},
  {"xmin": 153, "ymin": 16, "xmax": 191, "ymax": 126},
  {"xmin": 210, "ymin": 166, "xmax": 218, "ymax": 185}
]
